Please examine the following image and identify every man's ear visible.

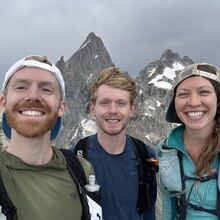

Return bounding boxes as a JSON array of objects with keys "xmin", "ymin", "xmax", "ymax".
[
  {"xmin": 89, "ymin": 102, "xmax": 96, "ymax": 117},
  {"xmin": 130, "ymin": 103, "xmax": 137, "ymax": 117},
  {"xmin": 0, "ymin": 96, "xmax": 6, "ymax": 113},
  {"xmin": 58, "ymin": 101, "xmax": 66, "ymax": 117}
]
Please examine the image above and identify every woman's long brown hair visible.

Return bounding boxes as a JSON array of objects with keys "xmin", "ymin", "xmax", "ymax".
[{"xmin": 195, "ymin": 80, "xmax": 220, "ymax": 176}]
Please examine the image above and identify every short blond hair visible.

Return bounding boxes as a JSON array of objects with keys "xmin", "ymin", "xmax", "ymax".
[{"xmin": 90, "ymin": 67, "xmax": 137, "ymax": 106}]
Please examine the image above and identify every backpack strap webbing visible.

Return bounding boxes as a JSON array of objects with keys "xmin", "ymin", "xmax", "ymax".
[
  {"xmin": 176, "ymin": 150, "xmax": 220, "ymax": 219},
  {"xmin": 176, "ymin": 150, "xmax": 187, "ymax": 220},
  {"xmin": 130, "ymin": 136, "xmax": 158, "ymax": 215},
  {"xmin": 0, "ymin": 174, "xmax": 16, "ymax": 220},
  {"xmin": 74, "ymin": 137, "xmax": 90, "ymax": 158},
  {"xmin": 60, "ymin": 149, "xmax": 91, "ymax": 220}
]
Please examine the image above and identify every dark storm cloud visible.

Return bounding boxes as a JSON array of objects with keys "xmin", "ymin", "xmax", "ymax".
[{"xmin": 0, "ymin": 0, "xmax": 220, "ymax": 86}]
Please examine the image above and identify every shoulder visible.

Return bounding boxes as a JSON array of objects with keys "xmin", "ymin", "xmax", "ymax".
[
  {"xmin": 77, "ymin": 156, "xmax": 95, "ymax": 183},
  {"xmin": 156, "ymin": 139, "xmax": 166, "ymax": 154},
  {"xmin": 144, "ymin": 144, "xmax": 155, "ymax": 158},
  {"xmin": 70, "ymin": 134, "xmax": 97, "ymax": 153},
  {"xmin": 58, "ymin": 148, "xmax": 95, "ymax": 183},
  {"xmin": 127, "ymin": 135, "xmax": 156, "ymax": 158}
]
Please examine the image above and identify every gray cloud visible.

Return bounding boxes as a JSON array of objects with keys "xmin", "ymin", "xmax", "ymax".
[{"xmin": 1, "ymin": 0, "xmax": 220, "ymax": 86}]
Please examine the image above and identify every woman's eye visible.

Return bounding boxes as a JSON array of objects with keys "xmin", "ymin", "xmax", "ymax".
[
  {"xmin": 177, "ymin": 93, "xmax": 188, "ymax": 98},
  {"xmin": 200, "ymin": 90, "xmax": 210, "ymax": 96}
]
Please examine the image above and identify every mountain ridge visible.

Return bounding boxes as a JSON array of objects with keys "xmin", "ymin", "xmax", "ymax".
[
  {"xmin": 0, "ymin": 33, "xmax": 194, "ymax": 149},
  {"xmin": 53, "ymin": 33, "xmax": 194, "ymax": 148}
]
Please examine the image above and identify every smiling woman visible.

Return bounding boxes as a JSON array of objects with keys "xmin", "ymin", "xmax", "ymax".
[
  {"xmin": 157, "ymin": 63, "xmax": 220, "ymax": 220},
  {"xmin": 175, "ymin": 76, "xmax": 217, "ymax": 132}
]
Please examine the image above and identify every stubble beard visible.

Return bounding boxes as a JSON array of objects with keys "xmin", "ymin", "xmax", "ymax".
[{"xmin": 96, "ymin": 116, "xmax": 129, "ymax": 136}]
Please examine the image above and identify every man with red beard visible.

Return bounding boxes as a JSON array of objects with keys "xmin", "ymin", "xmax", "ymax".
[
  {"xmin": 73, "ymin": 67, "xmax": 157, "ymax": 220},
  {"xmin": 0, "ymin": 55, "xmax": 95, "ymax": 220}
]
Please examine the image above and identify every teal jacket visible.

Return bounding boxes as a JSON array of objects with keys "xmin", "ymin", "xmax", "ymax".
[{"xmin": 156, "ymin": 125, "xmax": 219, "ymax": 220}]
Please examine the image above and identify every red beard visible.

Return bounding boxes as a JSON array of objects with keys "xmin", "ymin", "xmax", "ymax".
[{"xmin": 5, "ymin": 101, "xmax": 59, "ymax": 138}]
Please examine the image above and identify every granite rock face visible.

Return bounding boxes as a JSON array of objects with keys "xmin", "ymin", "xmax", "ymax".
[
  {"xmin": 0, "ymin": 33, "xmax": 194, "ymax": 150},
  {"xmin": 54, "ymin": 36, "xmax": 193, "ymax": 149},
  {"xmin": 54, "ymin": 32, "xmax": 115, "ymax": 148}
]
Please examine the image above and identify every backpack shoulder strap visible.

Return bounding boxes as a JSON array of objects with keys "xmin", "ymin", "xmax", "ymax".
[
  {"xmin": 130, "ymin": 136, "xmax": 158, "ymax": 172},
  {"xmin": 61, "ymin": 149, "xmax": 87, "ymax": 183},
  {"xmin": 60, "ymin": 149, "xmax": 90, "ymax": 220},
  {"xmin": 176, "ymin": 150, "xmax": 187, "ymax": 219},
  {"xmin": 130, "ymin": 136, "xmax": 149, "ymax": 156},
  {"xmin": 129, "ymin": 135, "xmax": 157, "ymax": 215},
  {"xmin": 176, "ymin": 150, "xmax": 220, "ymax": 218},
  {"xmin": 0, "ymin": 173, "xmax": 16, "ymax": 220},
  {"xmin": 74, "ymin": 136, "xmax": 90, "ymax": 159}
]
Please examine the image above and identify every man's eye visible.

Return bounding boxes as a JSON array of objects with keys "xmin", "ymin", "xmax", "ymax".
[
  {"xmin": 42, "ymin": 88, "xmax": 52, "ymax": 93},
  {"xmin": 16, "ymin": 86, "xmax": 27, "ymax": 90},
  {"xmin": 118, "ymin": 102, "xmax": 126, "ymax": 106},
  {"xmin": 100, "ymin": 102, "xmax": 109, "ymax": 105},
  {"xmin": 42, "ymin": 88, "xmax": 50, "ymax": 92}
]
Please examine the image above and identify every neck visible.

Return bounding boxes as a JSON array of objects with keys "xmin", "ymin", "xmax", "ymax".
[
  {"xmin": 97, "ymin": 131, "xmax": 126, "ymax": 154},
  {"xmin": 183, "ymin": 124, "xmax": 213, "ymax": 146},
  {"xmin": 7, "ymin": 132, "xmax": 53, "ymax": 165},
  {"xmin": 183, "ymin": 128, "xmax": 210, "ymax": 163}
]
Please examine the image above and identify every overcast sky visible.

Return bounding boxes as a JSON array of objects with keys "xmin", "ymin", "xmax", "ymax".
[{"xmin": 1, "ymin": 0, "xmax": 220, "ymax": 85}]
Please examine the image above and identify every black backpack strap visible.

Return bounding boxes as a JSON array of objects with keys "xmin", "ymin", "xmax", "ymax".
[
  {"xmin": 74, "ymin": 137, "xmax": 90, "ymax": 159},
  {"xmin": 176, "ymin": 151, "xmax": 220, "ymax": 219},
  {"xmin": 60, "ymin": 149, "xmax": 90, "ymax": 220},
  {"xmin": 129, "ymin": 136, "xmax": 158, "ymax": 215},
  {"xmin": 131, "ymin": 137, "xmax": 158, "ymax": 173},
  {"xmin": 0, "ymin": 173, "xmax": 16, "ymax": 220},
  {"xmin": 176, "ymin": 150, "xmax": 186, "ymax": 220}
]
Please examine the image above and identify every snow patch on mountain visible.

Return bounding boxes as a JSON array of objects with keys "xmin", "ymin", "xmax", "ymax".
[
  {"xmin": 149, "ymin": 62, "xmax": 185, "ymax": 90},
  {"xmin": 82, "ymin": 119, "xmax": 97, "ymax": 137}
]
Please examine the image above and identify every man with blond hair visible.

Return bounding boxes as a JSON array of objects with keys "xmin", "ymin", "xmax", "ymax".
[{"xmin": 73, "ymin": 67, "xmax": 157, "ymax": 220}]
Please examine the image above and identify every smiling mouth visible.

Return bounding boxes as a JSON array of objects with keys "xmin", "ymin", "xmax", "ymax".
[
  {"xmin": 20, "ymin": 110, "xmax": 44, "ymax": 116},
  {"xmin": 105, "ymin": 119, "xmax": 120, "ymax": 123},
  {"xmin": 187, "ymin": 111, "xmax": 204, "ymax": 118}
]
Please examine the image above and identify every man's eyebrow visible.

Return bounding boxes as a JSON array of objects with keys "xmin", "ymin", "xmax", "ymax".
[{"xmin": 9, "ymin": 78, "xmax": 57, "ymax": 87}]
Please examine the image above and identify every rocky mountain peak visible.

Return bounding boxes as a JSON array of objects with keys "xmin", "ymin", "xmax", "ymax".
[
  {"xmin": 86, "ymin": 32, "xmax": 98, "ymax": 40},
  {"xmin": 54, "ymin": 32, "xmax": 114, "ymax": 147},
  {"xmin": 54, "ymin": 43, "xmax": 194, "ymax": 148},
  {"xmin": 160, "ymin": 49, "xmax": 181, "ymax": 67}
]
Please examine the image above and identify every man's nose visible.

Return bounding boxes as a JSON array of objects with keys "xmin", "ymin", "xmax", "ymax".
[
  {"xmin": 25, "ymin": 86, "xmax": 41, "ymax": 101},
  {"xmin": 108, "ymin": 102, "xmax": 118, "ymax": 113}
]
